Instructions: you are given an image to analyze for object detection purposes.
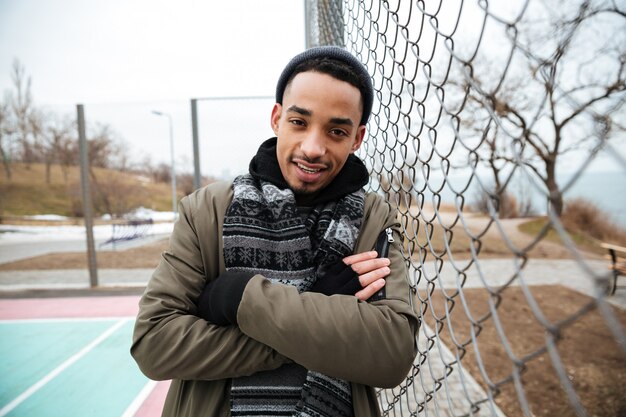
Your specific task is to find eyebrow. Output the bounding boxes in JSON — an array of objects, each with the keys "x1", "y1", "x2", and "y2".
[
  {"x1": 329, "y1": 117, "x2": 354, "y2": 127},
  {"x1": 286, "y1": 105, "x2": 354, "y2": 127},
  {"x1": 286, "y1": 105, "x2": 312, "y2": 117}
]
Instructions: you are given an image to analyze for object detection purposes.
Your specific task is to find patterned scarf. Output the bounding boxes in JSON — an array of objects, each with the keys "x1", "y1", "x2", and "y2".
[{"x1": 224, "y1": 171, "x2": 366, "y2": 417}]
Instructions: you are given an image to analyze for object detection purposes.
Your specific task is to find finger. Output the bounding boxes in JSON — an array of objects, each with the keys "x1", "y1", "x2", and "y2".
[
  {"x1": 358, "y1": 265, "x2": 390, "y2": 287},
  {"x1": 343, "y1": 251, "x2": 378, "y2": 266},
  {"x1": 350, "y1": 257, "x2": 390, "y2": 275},
  {"x1": 356, "y1": 278, "x2": 386, "y2": 301}
]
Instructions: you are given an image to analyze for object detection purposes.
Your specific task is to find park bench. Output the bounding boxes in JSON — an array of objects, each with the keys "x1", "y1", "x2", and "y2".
[
  {"x1": 600, "y1": 242, "x2": 626, "y2": 295},
  {"x1": 101, "y1": 218, "x2": 154, "y2": 248}
]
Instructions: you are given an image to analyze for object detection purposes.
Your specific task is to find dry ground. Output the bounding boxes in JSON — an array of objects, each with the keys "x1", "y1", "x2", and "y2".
[{"x1": 427, "y1": 285, "x2": 626, "y2": 417}]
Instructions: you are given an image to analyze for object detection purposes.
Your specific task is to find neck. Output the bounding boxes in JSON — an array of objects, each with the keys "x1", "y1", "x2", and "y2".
[{"x1": 295, "y1": 192, "x2": 319, "y2": 207}]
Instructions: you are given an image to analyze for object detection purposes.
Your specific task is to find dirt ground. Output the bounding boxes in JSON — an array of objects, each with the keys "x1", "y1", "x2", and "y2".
[
  {"x1": 1, "y1": 217, "x2": 624, "y2": 416},
  {"x1": 427, "y1": 285, "x2": 626, "y2": 417}
]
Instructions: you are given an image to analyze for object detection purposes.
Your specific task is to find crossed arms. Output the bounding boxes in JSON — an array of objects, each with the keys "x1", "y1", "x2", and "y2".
[{"x1": 131, "y1": 184, "x2": 418, "y2": 388}]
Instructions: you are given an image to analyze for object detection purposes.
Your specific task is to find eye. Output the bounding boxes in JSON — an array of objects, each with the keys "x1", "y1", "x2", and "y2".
[
  {"x1": 330, "y1": 128, "x2": 349, "y2": 137},
  {"x1": 289, "y1": 119, "x2": 306, "y2": 127}
]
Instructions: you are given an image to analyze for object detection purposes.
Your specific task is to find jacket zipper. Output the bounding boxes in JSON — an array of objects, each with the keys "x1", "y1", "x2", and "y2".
[
  {"x1": 379, "y1": 227, "x2": 394, "y2": 258},
  {"x1": 371, "y1": 227, "x2": 394, "y2": 302}
]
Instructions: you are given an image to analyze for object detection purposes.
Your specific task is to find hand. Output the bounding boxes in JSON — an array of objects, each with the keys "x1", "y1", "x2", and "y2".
[
  {"x1": 342, "y1": 251, "x2": 390, "y2": 301},
  {"x1": 196, "y1": 270, "x2": 255, "y2": 325},
  {"x1": 311, "y1": 251, "x2": 390, "y2": 301}
]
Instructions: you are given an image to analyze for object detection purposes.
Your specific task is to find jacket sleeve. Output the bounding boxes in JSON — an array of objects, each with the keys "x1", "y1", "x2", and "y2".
[
  {"x1": 131, "y1": 186, "x2": 291, "y2": 381},
  {"x1": 237, "y1": 195, "x2": 418, "y2": 389}
]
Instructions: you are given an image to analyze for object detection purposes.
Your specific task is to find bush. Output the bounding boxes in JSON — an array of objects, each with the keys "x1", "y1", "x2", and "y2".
[
  {"x1": 562, "y1": 198, "x2": 626, "y2": 245},
  {"x1": 471, "y1": 189, "x2": 519, "y2": 219}
]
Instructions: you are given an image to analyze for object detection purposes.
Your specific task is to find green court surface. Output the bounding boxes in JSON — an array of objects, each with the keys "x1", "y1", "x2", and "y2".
[{"x1": 0, "y1": 318, "x2": 150, "y2": 417}]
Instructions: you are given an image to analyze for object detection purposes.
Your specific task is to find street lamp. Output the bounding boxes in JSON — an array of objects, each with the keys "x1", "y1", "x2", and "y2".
[{"x1": 151, "y1": 110, "x2": 177, "y2": 219}]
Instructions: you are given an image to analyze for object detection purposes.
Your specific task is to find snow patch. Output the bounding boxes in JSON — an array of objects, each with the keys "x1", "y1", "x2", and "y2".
[
  {"x1": 0, "y1": 209, "x2": 175, "y2": 243},
  {"x1": 124, "y1": 207, "x2": 176, "y2": 222},
  {"x1": 26, "y1": 214, "x2": 70, "y2": 221}
]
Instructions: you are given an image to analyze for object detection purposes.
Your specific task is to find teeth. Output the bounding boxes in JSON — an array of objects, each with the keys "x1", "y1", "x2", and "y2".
[{"x1": 298, "y1": 163, "x2": 320, "y2": 174}]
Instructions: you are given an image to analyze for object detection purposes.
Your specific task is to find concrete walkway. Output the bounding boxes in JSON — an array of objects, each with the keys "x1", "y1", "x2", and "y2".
[
  {"x1": 415, "y1": 258, "x2": 625, "y2": 309},
  {"x1": 0, "y1": 268, "x2": 154, "y2": 291}
]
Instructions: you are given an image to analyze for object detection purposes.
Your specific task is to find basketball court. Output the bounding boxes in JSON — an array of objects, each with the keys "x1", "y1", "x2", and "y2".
[{"x1": 0, "y1": 295, "x2": 169, "y2": 417}]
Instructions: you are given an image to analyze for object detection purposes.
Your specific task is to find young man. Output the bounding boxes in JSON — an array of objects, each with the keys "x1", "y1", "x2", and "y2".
[{"x1": 131, "y1": 46, "x2": 418, "y2": 417}]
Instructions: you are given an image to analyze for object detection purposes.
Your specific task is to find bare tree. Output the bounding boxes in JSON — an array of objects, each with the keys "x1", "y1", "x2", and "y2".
[
  {"x1": 82, "y1": 123, "x2": 143, "y2": 216},
  {"x1": 453, "y1": 0, "x2": 625, "y2": 216},
  {"x1": 28, "y1": 107, "x2": 48, "y2": 178},
  {"x1": 86, "y1": 123, "x2": 128, "y2": 169},
  {"x1": 45, "y1": 114, "x2": 76, "y2": 184},
  {"x1": 8, "y1": 59, "x2": 38, "y2": 166},
  {"x1": 0, "y1": 98, "x2": 13, "y2": 179}
]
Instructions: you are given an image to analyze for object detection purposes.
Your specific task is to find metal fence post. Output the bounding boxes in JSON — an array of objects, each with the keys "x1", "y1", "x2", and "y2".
[
  {"x1": 76, "y1": 104, "x2": 98, "y2": 288},
  {"x1": 305, "y1": 0, "x2": 345, "y2": 48},
  {"x1": 191, "y1": 98, "x2": 201, "y2": 190}
]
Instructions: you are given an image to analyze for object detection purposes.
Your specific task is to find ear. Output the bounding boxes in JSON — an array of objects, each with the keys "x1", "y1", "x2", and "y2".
[
  {"x1": 350, "y1": 125, "x2": 366, "y2": 153},
  {"x1": 270, "y1": 103, "x2": 282, "y2": 135}
]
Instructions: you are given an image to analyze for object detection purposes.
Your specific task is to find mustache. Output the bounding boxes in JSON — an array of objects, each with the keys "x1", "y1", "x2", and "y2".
[{"x1": 291, "y1": 154, "x2": 330, "y2": 167}]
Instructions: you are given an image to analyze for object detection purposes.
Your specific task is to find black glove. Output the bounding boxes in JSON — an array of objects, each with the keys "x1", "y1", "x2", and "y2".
[
  {"x1": 196, "y1": 270, "x2": 255, "y2": 325},
  {"x1": 310, "y1": 261, "x2": 362, "y2": 296}
]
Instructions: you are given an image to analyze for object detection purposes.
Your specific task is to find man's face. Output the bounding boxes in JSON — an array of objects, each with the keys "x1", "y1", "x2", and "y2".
[{"x1": 271, "y1": 71, "x2": 366, "y2": 201}]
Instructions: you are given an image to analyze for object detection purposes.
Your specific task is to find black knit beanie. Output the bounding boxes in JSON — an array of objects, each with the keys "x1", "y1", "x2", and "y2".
[{"x1": 275, "y1": 46, "x2": 374, "y2": 126}]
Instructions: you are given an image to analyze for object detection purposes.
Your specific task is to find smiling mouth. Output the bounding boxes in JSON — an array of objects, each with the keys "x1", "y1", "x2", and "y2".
[{"x1": 297, "y1": 163, "x2": 322, "y2": 174}]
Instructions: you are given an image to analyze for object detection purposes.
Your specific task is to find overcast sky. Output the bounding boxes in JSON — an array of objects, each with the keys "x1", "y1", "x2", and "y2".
[{"x1": 0, "y1": 0, "x2": 305, "y2": 104}]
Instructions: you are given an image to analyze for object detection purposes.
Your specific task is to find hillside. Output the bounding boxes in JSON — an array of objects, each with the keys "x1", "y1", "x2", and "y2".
[{"x1": 0, "y1": 162, "x2": 177, "y2": 218}]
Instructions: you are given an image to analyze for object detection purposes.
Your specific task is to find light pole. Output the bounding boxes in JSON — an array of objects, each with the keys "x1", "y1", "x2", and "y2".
[{"x1": 151, "y1": 110, "x2": 177, "y2": 219}]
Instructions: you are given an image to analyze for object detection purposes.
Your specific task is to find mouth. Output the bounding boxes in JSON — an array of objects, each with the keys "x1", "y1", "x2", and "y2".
[
  {"x1": 291, "y1": 158, "x2": 328, "y2": 183},
  {"x1": 297, "y1": 163, "x2": 322, "y2": 174}
]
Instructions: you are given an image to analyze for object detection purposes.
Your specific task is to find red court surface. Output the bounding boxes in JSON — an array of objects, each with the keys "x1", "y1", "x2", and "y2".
[
  {"x1": 0, "y1": 295, "x2": 140, "y2": 320},
  {"x1": 0, "y1": 295, "x2": 170, "y2": 417}
]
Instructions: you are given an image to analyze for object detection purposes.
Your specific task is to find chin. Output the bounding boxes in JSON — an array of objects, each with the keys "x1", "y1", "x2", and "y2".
[
  {"x1": 291, "y1": 185, "x2": 316, "y2": 195},
  {"x1": 290, "y1": 182, "x2": 322, "y2": 196}
]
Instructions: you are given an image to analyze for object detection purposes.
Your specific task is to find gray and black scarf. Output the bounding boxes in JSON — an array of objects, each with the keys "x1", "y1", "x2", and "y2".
[{"x1": 223, "y1": 138, "x2": 369, "y2": 417}]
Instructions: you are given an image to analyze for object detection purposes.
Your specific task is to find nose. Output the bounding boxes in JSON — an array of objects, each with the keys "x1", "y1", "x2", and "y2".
[{"x1": 300, "y1": 128, "x2": 326, "y2": 160}]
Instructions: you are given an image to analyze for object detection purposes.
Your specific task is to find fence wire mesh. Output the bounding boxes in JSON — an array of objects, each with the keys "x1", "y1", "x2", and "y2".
[{"x1": 309, "y1": 0, "x2": 626, "y2": 416}]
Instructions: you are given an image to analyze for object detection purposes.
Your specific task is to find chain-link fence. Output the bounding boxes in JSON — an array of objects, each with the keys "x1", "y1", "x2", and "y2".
[{"x1": 308, "y1": 0, "x2": 626, "y2": 416}]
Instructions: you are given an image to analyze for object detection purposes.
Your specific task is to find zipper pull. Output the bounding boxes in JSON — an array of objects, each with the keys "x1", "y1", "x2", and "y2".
[{"x1": 385, "y1": 227, "x2": 394, "y2": 243}]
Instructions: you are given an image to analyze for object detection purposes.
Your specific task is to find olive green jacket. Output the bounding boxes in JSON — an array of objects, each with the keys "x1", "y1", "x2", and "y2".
[{"x1": 131, "y1": 181, "x2": 418, "y2": 417}]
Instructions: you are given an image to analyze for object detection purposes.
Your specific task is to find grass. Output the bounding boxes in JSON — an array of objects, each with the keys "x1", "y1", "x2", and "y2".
[
  {"x1": 518, "y1": 199, "x2": 626, "y2": 256},
  {"x1": 518, "y1": 217, "x2": 601, "y2": 253},
  {"x1": 401, "y1": 217, "x2": 521, "y2": 261},
  {"x1": 0, "y1": 162, "x2": 176, "y2": 218}
]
